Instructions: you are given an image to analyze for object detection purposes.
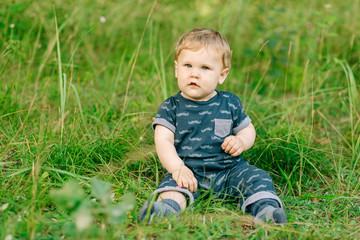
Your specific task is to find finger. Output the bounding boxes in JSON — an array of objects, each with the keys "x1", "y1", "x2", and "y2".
[
  {"x1": 222, "y1": 140, "x2": 230, "y2": 152},
  {"x1": 228, "y1": 142, "x2": 239, "y2": 154},
  {"x1": 222, "y1": 136, "x2": 232, "y2": 148},
  {"x1": 231, "y1": 148, "x2": 243, "y2": 156},
  {"x1": 181, "y1": 174, "x2": 193, "y2": 192},
  {"x1": 221, "y1": 142, "x2": 226, "y2": 150},
  {"x1": 232, "y1": 142, "x2": 244, "y2": 155},
  {"x1": 188, "y1": 183, "x2": 193, "y2": 193},
  {"x1": 176, "y1": 178, "x2": 183, "y2": 188},
  {"x1": 181, "y1": 179, "x2": 189, "y2": 190},
  {"x1": 193, "y1": 178, "x2": 198, "y2": 192},
  {"x1": 189, "y1": 178, "x2": 196, "y2": 192},
  {"x1": 186, "y1": 175, "x2": 195, "y2": 192},
  {"x1": 224, "y1": 139, "x2": 236, "y2": 153},
  {"x1": 191, "y1": 177, "x2": 197, "y2": 192},
  {"x1": 173, "y1": 175, "x2": 182, "y2": 187}
]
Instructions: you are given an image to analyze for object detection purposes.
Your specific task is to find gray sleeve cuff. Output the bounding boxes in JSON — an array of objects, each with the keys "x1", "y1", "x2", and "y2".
[
  {"x1": 233, "y1": 116, "x2": 251, "y2": 134},
  {"x1": 152, "y1": 118, "x2": 176, "y2": 133}
]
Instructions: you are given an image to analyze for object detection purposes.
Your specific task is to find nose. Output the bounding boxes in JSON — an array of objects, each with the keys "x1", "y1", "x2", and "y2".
[{"x1": 190, "y1": 68, "x2": 200, "y2": 78}]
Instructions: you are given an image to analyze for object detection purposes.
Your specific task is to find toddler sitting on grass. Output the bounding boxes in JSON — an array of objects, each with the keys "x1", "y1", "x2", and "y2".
[{"x1": 140, "y1": 28, "x2": 287, "y2": 225}]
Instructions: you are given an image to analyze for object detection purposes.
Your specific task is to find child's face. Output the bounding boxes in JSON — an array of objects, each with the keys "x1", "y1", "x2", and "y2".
[{"x1": 175, "y1": 47, "x2": 229, "y2": 101}]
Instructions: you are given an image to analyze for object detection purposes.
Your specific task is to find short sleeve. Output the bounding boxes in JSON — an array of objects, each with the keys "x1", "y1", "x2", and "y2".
[
  {"x1": 152, "y1": 97, "x2": 176, "y2": 133},
  {"x1": 231, "y1": 95, "x2": 251, "y2": 134}
]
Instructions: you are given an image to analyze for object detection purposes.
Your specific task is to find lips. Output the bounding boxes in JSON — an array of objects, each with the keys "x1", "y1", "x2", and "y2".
[{"x1": 189, "y1": 82, "x2": 199, "y2": 87}]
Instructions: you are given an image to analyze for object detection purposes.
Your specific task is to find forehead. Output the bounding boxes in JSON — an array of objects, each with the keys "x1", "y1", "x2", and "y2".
[{"x1": 178, "y1": 47, "x2": 222, "y2": 62}]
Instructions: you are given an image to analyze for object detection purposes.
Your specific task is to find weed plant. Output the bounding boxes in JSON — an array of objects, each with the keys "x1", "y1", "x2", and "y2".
[{"x1": 0, "y1": 0, "x2": 359, "y2": 239}]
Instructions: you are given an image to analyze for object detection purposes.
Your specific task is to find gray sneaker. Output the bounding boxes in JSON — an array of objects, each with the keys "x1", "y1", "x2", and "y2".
[
  {"x1": 254, "y1": 206, "x2": 287, "y2": 225},
  {"x1": 139, "y1": 200, "x2": 180, "y2": 222}
]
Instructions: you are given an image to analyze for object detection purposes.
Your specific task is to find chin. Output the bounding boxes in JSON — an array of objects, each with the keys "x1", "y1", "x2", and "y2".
[{"x1": 193, "y1": 96, "x2": 208, "y2": 101}]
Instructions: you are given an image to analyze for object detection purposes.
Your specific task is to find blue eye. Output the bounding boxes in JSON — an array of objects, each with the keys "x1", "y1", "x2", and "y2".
[
  {"x1": 202, "y1": 66, "x2": 209, "y2": 70},
  {"x1": 185, "y1": 64, "x2": 192, "y2": 68}
]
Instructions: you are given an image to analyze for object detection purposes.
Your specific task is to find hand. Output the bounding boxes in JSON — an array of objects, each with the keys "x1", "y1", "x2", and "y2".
[
  {"x1": 222, "y1": 135, "x2": 244, "y2": 157},
  {"x1": 171, "y1": 165, "x2": 198, "y2": 193}
]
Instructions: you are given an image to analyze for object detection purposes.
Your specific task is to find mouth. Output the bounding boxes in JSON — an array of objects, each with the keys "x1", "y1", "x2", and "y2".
[{"x1": 189, "y1": 82, "x2": 199, "y2": 87}]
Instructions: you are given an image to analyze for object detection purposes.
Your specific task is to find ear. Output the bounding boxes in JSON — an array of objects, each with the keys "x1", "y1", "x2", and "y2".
[
  {"x1": 174, "y1": 60, "x2": 178, "y2": 78},
  {"x1": 218, "y1": 68, "x2": 230, "y2": 85}
]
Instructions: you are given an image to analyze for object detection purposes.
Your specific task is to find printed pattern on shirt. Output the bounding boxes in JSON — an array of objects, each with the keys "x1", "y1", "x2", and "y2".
[{"x1": 152, "y1": 91, "x2": 251, "y2": 171}]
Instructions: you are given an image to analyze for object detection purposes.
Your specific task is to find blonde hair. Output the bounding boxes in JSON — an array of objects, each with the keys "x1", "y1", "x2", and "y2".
[{"x1": 175, "y1": 28, "x2": 232, "y2": 69}]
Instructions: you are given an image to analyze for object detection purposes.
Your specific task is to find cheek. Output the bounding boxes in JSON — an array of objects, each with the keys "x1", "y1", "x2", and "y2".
[
  {"x1": 177, "y1": 76, "x2": 184, "y2": 85},
  {"x1": 177, "y1": 70, "x2": 186, "y2": 79}
]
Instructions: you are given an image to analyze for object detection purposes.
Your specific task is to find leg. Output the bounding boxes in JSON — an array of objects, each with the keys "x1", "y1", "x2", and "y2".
[
  {"x1": 158, "y1": 190, "x2": 187, "y2": 209},
  {"x1": 139, "y1": 191, "x2": 185, "y2": 222},
  {"x1": 139, "y1": 173, "x2": 195, "y2": 222},
  {"x1": 226, "y1": 161, "x2": 287, "y2": 224},
  {"x1": 251, "y1": 198, "x2": 287, "y2": 225}
]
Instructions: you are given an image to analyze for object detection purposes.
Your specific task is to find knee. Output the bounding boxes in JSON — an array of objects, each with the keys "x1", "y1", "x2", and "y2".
[{"x1": 251, "y1": 169, "x2": 272, "y2": 182}]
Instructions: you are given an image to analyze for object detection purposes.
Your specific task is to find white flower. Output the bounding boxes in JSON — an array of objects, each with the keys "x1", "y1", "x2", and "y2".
[
  {"x1": 10, "y1": 24, "x2": 15, "y2": 28},
  {"x1": 100, "y1": 16, "x2": 106, "y2": 23}
]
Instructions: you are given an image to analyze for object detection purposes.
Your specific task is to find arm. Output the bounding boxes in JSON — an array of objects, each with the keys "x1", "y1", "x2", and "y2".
[
  {"x1": 221, "y1": 123, "x2": 256, "y2": 157},
  {"x1": 154, "y1": 125, "x2": 198, "y2": 192}
]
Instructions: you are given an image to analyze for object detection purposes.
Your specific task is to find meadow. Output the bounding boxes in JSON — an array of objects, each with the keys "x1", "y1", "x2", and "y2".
[{"x1": 0, "y1": 0, "x2": 359, "y2": 239}]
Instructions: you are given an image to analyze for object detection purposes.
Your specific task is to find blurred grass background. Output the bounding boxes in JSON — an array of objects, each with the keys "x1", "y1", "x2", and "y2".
[{"x1": 0, "y1": 0, "x2": 359, "y2": 239}]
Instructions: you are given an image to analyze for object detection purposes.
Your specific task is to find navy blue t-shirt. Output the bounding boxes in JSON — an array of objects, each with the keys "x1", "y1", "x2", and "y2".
[{"x1": 152, "y1": 91, "x2": 251, "y2": 172}]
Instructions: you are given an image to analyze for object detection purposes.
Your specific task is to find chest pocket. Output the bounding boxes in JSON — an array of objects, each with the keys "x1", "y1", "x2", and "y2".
[{"x1": 214, "y1": 119, "x2": 232, "y2": 138}]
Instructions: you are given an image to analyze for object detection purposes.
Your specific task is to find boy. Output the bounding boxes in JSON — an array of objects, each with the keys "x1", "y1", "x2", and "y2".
[{"x1": 140, "y1": 28, "x2": 287, "y2": 225}]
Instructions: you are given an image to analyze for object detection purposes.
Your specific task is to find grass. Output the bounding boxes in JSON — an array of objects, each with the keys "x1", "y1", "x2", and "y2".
[{"x1": 1, "y1": 0, "x2": 359, "y2": 239}]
